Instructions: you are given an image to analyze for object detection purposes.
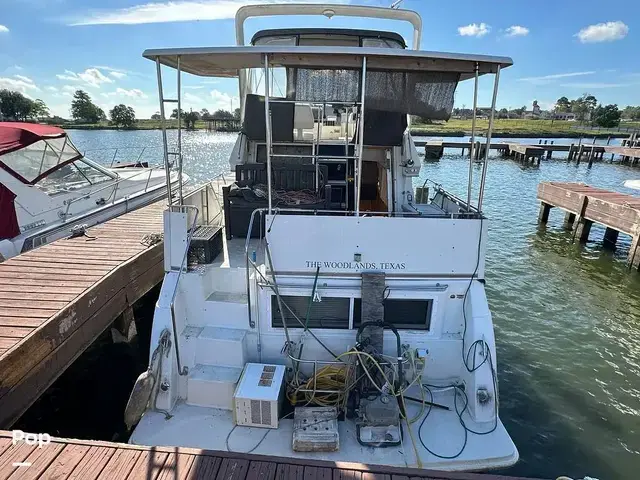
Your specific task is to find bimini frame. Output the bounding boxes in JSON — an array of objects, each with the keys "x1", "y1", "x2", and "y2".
[{"x1": 146, "y1": 43, "x2": 510, "y2": 214}]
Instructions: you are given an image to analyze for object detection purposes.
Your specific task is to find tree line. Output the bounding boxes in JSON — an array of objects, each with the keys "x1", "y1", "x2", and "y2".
[{"x1": 0, "y1": 89, "x2": 50, "y2": 121}]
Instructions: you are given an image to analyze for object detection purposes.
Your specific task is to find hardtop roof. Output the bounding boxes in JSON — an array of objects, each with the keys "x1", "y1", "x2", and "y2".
[
  {"x1": 250, "y1": 28, "x2": 407, "y2": 47},
  {"x1": 143, "y1": 45, "x2": 512, "y2": 80}
]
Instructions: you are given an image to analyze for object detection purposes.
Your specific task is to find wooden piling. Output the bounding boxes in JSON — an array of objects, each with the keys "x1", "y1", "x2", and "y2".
[
  {"x1": 603, "y1": 227, "x2": 619, "y2": 250},
  {"x1": 574, "y1": 219, "x2": 593, "y2": 242},
  {"x1": 587, "y1": 146, "x2": 595, "y2": 168},
  {"x1": 538, "y1": 202, "x2": 552, "y2": 223},
  {"x1": 563, "y1": 212, "x2": 576, "y2": 229}
]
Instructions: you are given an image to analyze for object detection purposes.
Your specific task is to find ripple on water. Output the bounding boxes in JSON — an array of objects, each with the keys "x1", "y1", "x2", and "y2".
[{"x1": 67, "y1": 131, "x2": 640, "y2": 479}]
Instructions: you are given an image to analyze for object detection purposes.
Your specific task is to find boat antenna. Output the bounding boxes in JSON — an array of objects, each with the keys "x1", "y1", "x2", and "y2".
[{"x1": 390, "y1": 0, "x2": 404, "y2": 8}]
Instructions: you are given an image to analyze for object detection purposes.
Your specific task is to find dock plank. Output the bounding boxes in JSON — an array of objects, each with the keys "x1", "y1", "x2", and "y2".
[
  {"x1": 0, "y1": 431, "x2": 538, "y2": 480},
  {"x1": 38, "y1": 444, "x2": 91, "y2": 479},
  {"x1": 6, "y1": 442, "x2": 65, "y2": 480},
  {"x1": 66, "y1": 446, "x2": 116, "y2": 480},
  {"x1": 126, "y1": 450, "x2": 169, "y2": 480},
  {"x1": 96, "y1": 447, "x2": 141, "y2": 479},
  {"x1": 188, "y1": 456, "x2": 222, "y2": 480},
  {"x1": 0, "y1": 201, "x2": 166, "y2": 428},
  {"x1": 157, "y1": 453, "x2": 197, "y2": 480}
]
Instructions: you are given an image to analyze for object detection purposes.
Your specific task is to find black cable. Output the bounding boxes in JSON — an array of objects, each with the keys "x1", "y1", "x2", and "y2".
[{"x1": 417, "y1": 377, "x2": 498, "y2": 460}]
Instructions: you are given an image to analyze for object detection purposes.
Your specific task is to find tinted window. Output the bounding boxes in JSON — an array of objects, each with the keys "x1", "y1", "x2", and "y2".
[
  {"x1": 354, "y1": 298, "x2": 431, "y2": 330},
  {"x1": 271, "y1": 295, "x2": 350, "y2": 329}
]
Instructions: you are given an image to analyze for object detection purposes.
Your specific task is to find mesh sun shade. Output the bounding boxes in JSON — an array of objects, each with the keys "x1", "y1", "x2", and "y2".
[{"x1": 288, "y1": 68, "x2": 460, "y2": 120}]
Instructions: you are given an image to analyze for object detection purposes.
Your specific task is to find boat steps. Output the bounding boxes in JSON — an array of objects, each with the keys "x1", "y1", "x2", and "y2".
[{"x1": 186, "y1": 364, "x2": 243, "y2": 410}]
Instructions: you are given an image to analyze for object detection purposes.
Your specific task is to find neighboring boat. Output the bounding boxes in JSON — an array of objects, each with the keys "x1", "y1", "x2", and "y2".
[
  {"x1": 623, "y1": 179, "x2": 640, "y2": 190},
  {"x1": 0, "y1": 122, "x2": 186, "y2": 260},
  {"x1": 127, "y1": 3, "x2": 518, "y2": 472}
]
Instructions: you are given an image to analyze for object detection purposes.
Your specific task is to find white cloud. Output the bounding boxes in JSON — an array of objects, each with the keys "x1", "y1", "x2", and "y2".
[
  {"x1": 106, "y1": 87, "x2": 148, "y2": 99},
  {"x1": 0, "y1": 75, "x2": 40, "y2": 94},
  {"x1": 78, "y1": 68, "x2": 113, "y2": 87},
  {"x1": 560, "y1": 82, "x2": 637, "y2": 89},
  {"x1": 518, "y1": 71, "x2": 596, "y2": 85},
  {"x1": 505, "y1": 25, "x2": 529, "y2": 37},
  {"x1": 110, "y1": 71, "x2": 126, "y2": 79},
  {"x1": 0, "y1": 25, "x2": 9, "y2": 33},
  {"x1": 210, "y1": 89, "x2": 239, "y2": 111},
  {"x1": 56, "y1": 68, "x2": 113, "y2": 88},
  {"x1": 56, "y1": 70, "x2": 80, "y2": 81},
  {"x1": 184, "y1": 92, "x2": 203, "y2": 103},
  {"x1": 61, "y1": 85, "x2": 77, "y2": 96},
  {"x1": 458, "y1": 23, "x2": 490, "y2": 37},
  {"x1": 14, "y1": 74, "x2": 34, "y2": 84},
  {"x1": 68, "y1": 0, "x2": 343, "y2": 26},
  {"x1": 576, "y1": 21, "x2": 628, "y2": 43},
  {"x1": 45, "y1": 86, "x2": 58, "y2": 92}
]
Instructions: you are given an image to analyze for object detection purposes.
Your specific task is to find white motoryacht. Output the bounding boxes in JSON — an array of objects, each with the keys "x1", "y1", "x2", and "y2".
[
  {"x1": 0, "y1": 122, "x2": 186, "y2": 260},
  {"x1": 127, "y1": 3, "x2": 518, "y2": 472}
]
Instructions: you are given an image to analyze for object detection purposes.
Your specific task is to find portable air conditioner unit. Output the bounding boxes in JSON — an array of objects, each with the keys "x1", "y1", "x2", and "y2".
[{"x1": 233, "y1": 363, "x2": 286, "y2": 429}]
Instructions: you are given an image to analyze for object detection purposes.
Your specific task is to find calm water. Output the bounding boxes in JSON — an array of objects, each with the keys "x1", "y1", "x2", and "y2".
[{"x1": 71, "y1": 129, "x2": 640, "y2": 480}]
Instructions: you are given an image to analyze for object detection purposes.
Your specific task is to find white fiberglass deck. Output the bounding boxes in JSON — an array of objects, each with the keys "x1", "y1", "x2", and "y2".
[{"x1": 130, "y1": 386, "x2": 518, "y2": 472}]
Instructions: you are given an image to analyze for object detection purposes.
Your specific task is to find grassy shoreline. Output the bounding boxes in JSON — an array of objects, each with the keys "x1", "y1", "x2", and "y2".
[{"x1": 58, "y1": 118, "x2": 638, "y2": 139}]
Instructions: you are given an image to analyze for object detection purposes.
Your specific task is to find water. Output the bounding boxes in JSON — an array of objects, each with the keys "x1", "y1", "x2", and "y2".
[{"x1": 69, "y1": 129, "x2": 640, "y2": 479}]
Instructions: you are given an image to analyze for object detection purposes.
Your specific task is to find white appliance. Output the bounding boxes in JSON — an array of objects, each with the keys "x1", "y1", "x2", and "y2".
[{"x1": 233, "y1": 363, "x2": 285, "y2": 429}]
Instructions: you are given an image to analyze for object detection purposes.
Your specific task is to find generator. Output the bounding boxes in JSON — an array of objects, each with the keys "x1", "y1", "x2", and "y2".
[{"x1": 233, "y1": 363, "x2": 285, "y2": 429}]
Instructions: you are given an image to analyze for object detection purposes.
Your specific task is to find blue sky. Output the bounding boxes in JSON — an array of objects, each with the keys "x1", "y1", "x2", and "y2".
[{"x1": 1, "y1": 0, "x2": 638, "y2": 118}]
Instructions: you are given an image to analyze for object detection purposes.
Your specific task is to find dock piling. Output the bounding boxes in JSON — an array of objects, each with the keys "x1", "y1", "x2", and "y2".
[
  {"x1": 538, "y1": 202, "x2": 552, "y2": 223},
  {"x1": 603, "y1": 227, "x2": 619, "y2": 250}
]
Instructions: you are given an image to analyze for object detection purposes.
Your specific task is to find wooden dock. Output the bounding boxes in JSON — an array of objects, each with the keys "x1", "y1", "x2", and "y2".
[
  {"x1": 415, "y1": 140, "x2": 640, "y2": 167},
  {"x1": 0, "y1": 202, "x2": 166, "y2": 428},
  {"x1": 0, "y1": 430, "x2": 539, "y2": 480},
  {"x1": 537, "y1": 182, "x2": 640, "y2": 267}
]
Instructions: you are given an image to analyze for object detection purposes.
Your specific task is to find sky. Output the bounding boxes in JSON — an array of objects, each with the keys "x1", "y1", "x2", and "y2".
[{"x1": 0, "y1": 0, "x2": 638, "y2": 118}]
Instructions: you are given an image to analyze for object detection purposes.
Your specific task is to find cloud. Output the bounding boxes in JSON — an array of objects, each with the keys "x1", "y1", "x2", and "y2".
[
  {"x1": 0, "y1": 75, "x2": 40, "y2": 94},
  {"x1": 110, "y1": 71, "x2": 126, "y2": 79},
  {"x1": 518, "y1": 71, "x2": 596, "y2": 85},
  {"x1": 560, "y1": 82, "x2": 637, "y2": 89},
  {"x1": 0, "y1": 25, "x2": 9, "y2": 33},
  {"x1": 106, "y1": 87, "x2": 148, "y2": 98},
  {"x1": 14, "y1": 74, "x2": 34, "y2": 83},
  {"x1": 505, "y1": 25, "x2": 529, "y2": 37},
  {"x1": 184, "y1": 85, "x2": 205, "y2": 90},
  {"x1": 184, "y1": 92, "x2": 203, "y2": 102},
  {"x1": 576, "y1": 21, "x2": 628, "y2": 43},
  {"x1": 458, "y1": 23, "x2": 490, "y2": 37},
  {"x1": 210, "y1": 89, "x2": 239, "y2": 111},
  {"x1": 45, "y1": 86, "x2": 58, "y2": 92},
  {"x1": 56, "y1": 68, "x2": 113, "y2": 87},
  {"x1": 68, "y1": 0, "x2": 343, "y2": 26}
]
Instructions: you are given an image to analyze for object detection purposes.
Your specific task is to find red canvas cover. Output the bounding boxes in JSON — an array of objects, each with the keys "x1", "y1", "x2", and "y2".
[
  {"x1": 0, "y1": 122, "x2": 66, "y2": 156},
  {"x1": 0, "y1": 182, "x2": 19, "y2": 240}
]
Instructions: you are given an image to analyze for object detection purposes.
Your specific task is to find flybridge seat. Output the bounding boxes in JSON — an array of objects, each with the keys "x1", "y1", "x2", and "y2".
[
  {"x1": 222, "y1": 163, "x2": 331, "y2": 239},
  {"x1": 242, "y1": 94, "x2": 407, "y2": 147}
]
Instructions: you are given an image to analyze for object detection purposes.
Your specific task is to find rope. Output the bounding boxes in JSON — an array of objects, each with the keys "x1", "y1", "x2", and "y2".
[
  {"x1": 253, "y1": 184, "x2": 322, "y2": 206},
  {"x1": 141, "y1": 233, "x2": 163, "y2": 247}
]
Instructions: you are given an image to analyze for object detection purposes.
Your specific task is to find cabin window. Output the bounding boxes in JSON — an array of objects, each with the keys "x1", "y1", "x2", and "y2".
[
  {"x1": 353, "y1": 298, "x2": 432, "y2": 330},
  {"x1": 271, "y1": 295, "x2": 350, "y2": 329},
  {"x1": 36, "y1": 161, "x2": 114, "y2": 194}
]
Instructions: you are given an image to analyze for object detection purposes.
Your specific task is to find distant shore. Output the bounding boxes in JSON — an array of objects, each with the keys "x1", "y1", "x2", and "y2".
[{"x1": 58, "y1": 118, "x2": 638, "y2": 139}]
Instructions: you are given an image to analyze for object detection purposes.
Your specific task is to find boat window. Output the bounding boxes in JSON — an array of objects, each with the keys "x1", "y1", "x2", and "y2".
[
  {"x1": 35, "y1": 160, "x2": 114, "y2": 194},
  {"x1": 35, "y1": 163, "x2": 92, "y2": 194},
  {"x1": 0, "y1": 137, "x2": 81, "y2": 183},
  {"x1": 253, "y1": 35, "x2": 296, "y2": 46},
  {"x1": 75, "y1": 159, "x2": 115, "y2": 185},
  {"x1": 353, "y1": 298, "x2": 432, "y2": 330},
  {"x1": 271, "y1": 295, "x2": 350, "y2": 329},
  {"x1": 361, "y1": 37, "x2": 404, "y2": 49}
]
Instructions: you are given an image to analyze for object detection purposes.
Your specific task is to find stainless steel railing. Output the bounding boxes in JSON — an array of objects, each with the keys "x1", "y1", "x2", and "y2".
[{"x1": 168, "y1": 204, "x2": 199, "y2": 376}]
